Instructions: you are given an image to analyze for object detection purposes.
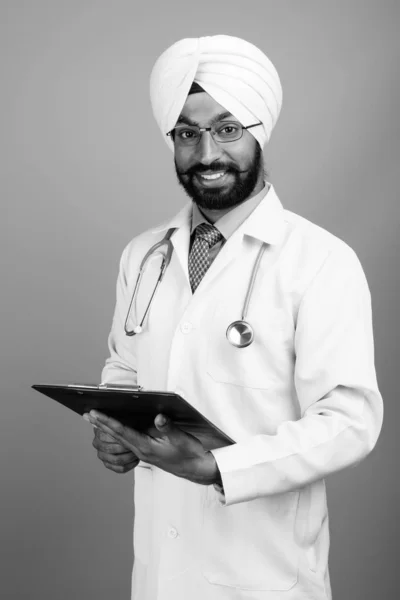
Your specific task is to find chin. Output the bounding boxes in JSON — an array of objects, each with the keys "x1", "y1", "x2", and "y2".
[
  {"x1": 194, "y1": 191, "x2": 243, "y2": 211},
  {"x1": 199, "y1": 175, "x2": 260, "y2": 210}
]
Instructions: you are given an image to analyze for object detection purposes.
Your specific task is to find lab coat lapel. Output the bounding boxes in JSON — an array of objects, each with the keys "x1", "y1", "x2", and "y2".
[
  {"x1": 171, "y1": 222, "x2": 191, "y2": 285},
  {"x1": 193, "y1": 186, "x2": 286, "y2": 293},
  {"x1": 151, "y1": 202, "x2": 192, "y2": 286}
]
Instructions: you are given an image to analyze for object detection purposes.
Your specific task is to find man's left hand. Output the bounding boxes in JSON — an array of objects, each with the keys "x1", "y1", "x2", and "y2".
[{"x1": 88, "y1": 411, "x2": 221, "y2": 485}]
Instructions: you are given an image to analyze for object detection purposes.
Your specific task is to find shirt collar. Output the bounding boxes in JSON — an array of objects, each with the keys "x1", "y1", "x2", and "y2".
[{"x1": 151, "y1": 183, "x2": 286, "y2": 246}]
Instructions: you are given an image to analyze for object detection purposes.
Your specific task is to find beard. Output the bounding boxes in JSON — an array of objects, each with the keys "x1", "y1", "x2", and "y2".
[{"x1": 174, "y1": 144, "x2": 262, "y2": 211}]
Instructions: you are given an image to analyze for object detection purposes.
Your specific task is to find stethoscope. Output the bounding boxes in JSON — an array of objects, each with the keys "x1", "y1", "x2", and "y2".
[{"x1": 124, "y1": 228, "x2": 267, "y2": 349}]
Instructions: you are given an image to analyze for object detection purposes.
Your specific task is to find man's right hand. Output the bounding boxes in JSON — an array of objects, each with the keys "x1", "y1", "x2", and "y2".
[{"x1": 91, "y1": 426, "x2": 140, "y2": 474}]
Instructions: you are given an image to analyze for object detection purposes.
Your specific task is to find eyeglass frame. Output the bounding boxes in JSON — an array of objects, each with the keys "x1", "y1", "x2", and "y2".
[{"x1": 166, "y1": 121, "x2": 262, "y2": 145}]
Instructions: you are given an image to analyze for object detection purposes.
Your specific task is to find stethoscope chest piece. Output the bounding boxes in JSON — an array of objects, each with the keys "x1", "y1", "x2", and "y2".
[{"x1": 226, "y1": 320, "x2": 254, "y2": 348}]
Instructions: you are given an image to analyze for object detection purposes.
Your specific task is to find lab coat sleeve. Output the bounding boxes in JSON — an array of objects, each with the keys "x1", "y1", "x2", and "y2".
[
  {"x1": 211, "y1": 244, "x2": 383, "y2": 506},
  {"x1": 100, "y1": 244, "x2": 138, "y2": 386}
]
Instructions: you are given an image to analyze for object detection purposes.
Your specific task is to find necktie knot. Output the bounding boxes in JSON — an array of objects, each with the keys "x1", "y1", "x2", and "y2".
[
  {"x1": 194, "y1": 223, "x2": 223, "y2": 248},
  {"x1": 188, "y1": 223, "x2": 224, "y2": 293}
]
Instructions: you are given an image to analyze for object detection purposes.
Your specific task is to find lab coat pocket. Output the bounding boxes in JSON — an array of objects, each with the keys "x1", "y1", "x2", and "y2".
[
  {"x1": 207, "y1": 302, "x2": 287, "y2": 390},
  {"x1": 202, "y1": 488, "x2": 300, "y2": 591},
  {"x1": 133, "y1": 465, "x2": 153, "y2": 566}
]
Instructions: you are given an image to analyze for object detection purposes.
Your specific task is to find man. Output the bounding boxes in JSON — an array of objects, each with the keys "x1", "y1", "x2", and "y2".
[{"x1": 86, "y1": 35, "x2": 383, "y2": 600}]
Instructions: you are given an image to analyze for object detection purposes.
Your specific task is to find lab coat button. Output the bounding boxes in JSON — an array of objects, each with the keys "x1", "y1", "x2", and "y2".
[
  {"x1": 181, "y1": 322, "x2": 193, "y2": 334},
  {"x1": 168, "y1": 527, "x2": 178, "y2": 539}
]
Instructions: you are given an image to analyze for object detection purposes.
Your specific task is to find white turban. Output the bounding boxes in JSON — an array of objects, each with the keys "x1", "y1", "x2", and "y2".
[{"x1": 150, "y1": 35, "x2": 282, "y2": 150}]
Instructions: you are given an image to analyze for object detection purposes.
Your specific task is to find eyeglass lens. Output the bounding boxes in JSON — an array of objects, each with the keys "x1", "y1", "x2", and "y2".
[{"x1": 173, "y1": 121, "x2": 243, "y2": 146}]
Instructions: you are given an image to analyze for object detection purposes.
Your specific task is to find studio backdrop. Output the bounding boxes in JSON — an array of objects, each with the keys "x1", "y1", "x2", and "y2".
[{"x1": 1, "y1": 1, "x2": 398, "y2": 599}]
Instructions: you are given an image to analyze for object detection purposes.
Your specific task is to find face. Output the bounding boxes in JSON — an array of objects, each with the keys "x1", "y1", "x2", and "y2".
[{"x1": 173, "y1": 92, "x2": 264, "y2": 211}]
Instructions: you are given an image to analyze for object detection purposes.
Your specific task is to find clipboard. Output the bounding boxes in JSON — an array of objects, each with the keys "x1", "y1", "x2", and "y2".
[{"x1": 32, "y1": 383, "x2": 235, "y2": 450}]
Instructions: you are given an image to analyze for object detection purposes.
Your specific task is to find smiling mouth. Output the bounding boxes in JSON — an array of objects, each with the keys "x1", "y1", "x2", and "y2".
[
  {"x1": 193, "y1": 171, "x2": 235, "y2": 187},
  {"x1": 198, "y1": 171, "x2": 226, "y2": 180}
]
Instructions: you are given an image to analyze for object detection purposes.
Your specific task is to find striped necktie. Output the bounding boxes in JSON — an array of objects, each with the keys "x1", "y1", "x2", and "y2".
[{"x1": 188, "y1": 223, "x2": 223, "y2": 293}]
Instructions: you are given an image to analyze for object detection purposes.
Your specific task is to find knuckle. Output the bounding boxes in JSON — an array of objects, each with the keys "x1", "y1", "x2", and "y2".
[
  {"x1": 120, "y1": 464, "x2": 132, "y2": 474},
  {"x1": 107, "y1": 453, "x2": 123, "y2": 466},
  {"x1": 107, "y1": 462, "x2": 123, "y2": 474},
  {"x1": 98, "y1": 451, "x2": 111, "y2": 465},
  {"x1": 110, "y1": 443, "x2": 123, "y2": 454},
  {"x1": 114, "y1": 423, "x2": 124, "y2": 436},
  {"x1": 126, "y1": 461, "x2": 138, "y2": 472}
]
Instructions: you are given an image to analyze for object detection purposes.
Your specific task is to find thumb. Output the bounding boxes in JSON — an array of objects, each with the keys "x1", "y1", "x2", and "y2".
[
  {"x1": 154, "y1": 413, "x2": 202, "y2": 450},
  {"x1": 154, "y1": 414, "x2": 183, "y2": 443},
  {"x1": 154, "y1": 413, "x2": 173, "y2": 432}
]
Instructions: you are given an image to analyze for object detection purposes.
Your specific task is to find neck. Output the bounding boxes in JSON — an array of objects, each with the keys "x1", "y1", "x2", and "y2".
[{"x1": 198, "y1": 171, "x2": 265, "y2": 224}]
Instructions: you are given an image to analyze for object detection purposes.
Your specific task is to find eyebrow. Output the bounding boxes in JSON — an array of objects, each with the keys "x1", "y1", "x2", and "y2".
[{"x1": 176, "y1": 111, "x2": 234, "y2": 127}]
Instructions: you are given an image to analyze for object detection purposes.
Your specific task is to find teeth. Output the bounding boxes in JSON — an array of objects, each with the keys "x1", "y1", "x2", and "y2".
[{"x1": 200, "y1": 172, "x2": 225, "y2": 180}]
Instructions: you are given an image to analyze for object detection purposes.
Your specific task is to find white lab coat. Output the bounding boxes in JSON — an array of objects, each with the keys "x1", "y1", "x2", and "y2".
[{"x1": 101, "y1": 185, "x2": 383, "y2": 600}]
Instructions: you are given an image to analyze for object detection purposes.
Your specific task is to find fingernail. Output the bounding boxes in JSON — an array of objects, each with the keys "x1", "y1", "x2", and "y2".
[
  {"x1": 157, "y1": 414, "x2": 167, "y2": 426},
  {"x1": 82, "y1": 413, "x2": 90, "y2": 422}
]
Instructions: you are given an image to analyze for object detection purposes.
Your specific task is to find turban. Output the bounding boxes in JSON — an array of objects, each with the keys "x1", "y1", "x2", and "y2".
[{"x1": 150, "y1": 35, "x2": 282, "y2": 150}]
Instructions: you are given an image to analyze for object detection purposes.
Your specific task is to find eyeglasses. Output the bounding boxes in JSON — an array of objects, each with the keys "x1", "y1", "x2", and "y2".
[{"x1": 166, "y1": 121, "x2": 262, "y2": 147}]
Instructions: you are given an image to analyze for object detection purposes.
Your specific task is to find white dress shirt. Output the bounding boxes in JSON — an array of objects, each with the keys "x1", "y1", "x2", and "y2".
[
  {"x1": 190, "y1": 183, "x2": 269, "y2": 261},
  {"x1": 101, "y1": 184, "x2": 383, "y2": 600}
]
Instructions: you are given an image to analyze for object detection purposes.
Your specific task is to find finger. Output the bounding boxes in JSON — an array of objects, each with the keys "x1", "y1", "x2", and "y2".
[
  {"x1": 89, "y1": 411, "x2": 146, "y2": 452},
  {"x1": 83, "y1": 413, "x2": 98, "y2": 429},
  {"x1": 94, "y1": 429, "x2": 120, "y2": 443},
  {"x1": 89, "y1": 411, "x2": 126, "y2": 439},
  {"x1": 92, "y1": 438, "x2": 131, "y2": 454},
  {"x1": 97, "y1": 450, "x2": 138, "y2": 466},
  {"x1": 102, "y1": 460, "x2": 139, "y2": 474}
]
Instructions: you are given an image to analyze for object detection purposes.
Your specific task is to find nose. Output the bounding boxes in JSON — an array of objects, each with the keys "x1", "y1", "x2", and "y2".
[{"x1": 195, "y1": 130, "x2": 222, "y2": 165}]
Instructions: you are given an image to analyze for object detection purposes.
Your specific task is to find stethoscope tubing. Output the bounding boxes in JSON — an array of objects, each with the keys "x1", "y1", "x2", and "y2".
[
  {"x1": 124, "y1": 228, "x2": 268, "y2": 347},
  {"x1": 124, "y1": 229, "x2": 175, "y2": 336},
  {"x1": 124, "y1": 268, "x2": 144, "y2": 336},
  {"x1": 241, "y1": 242, "x2": 267, "y2": 321}
]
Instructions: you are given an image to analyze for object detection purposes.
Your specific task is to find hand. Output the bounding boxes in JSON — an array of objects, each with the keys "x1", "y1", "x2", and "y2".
[
  {"x1": 91, "y1": 425, "x2": 140, "y2": 474},
  {"x1": 88, "y1": 411, "x2": 221, "y2": 485}
]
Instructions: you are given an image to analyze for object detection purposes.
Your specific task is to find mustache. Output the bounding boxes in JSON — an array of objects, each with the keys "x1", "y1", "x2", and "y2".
[{"x1": 177, "y1": 162, "x2": 249, "y2": 176}]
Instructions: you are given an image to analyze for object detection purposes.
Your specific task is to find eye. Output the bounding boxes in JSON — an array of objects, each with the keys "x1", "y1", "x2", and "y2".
[
  {"x1": 216, "y1": 122, "x2": 240, "y2": 138},
  {"x1": 176, "y1": 127, "x2": 198, "y2": 140}
]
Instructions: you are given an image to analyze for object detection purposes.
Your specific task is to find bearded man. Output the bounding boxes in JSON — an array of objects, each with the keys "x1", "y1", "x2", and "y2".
[{"x1": 87, "y1": 35, "x2": 383, "y2": 600}]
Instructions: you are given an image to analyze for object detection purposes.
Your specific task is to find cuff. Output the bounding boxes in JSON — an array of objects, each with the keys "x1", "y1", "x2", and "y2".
[
  {"x1": 210, "y1": 445, "x2": 241, "y2": 506},
  {"x1": 211, "y1": 442, "x2": 262, "y2": 507},
  {"x1": 212, "y1": 481, "x2": 226, "y2": 504}
]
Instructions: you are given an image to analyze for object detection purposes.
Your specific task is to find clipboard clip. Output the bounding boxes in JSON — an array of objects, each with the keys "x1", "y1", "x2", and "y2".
[
  {"x1": 67, "y1": 383, "x2": 143, "y2": 391},
  {"x1": 98, "y1": 383, "x2": 143, "y2": 391}
]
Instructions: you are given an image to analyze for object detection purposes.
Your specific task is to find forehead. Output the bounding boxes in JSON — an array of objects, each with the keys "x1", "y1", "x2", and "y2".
[{"x1": 178, "y1": 91, "x2": 234, "y2": 125}]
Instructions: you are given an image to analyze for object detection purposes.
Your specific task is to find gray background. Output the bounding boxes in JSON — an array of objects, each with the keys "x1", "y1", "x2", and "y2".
[{"x1": 1, "y1": 1, "x2": 398, "y2": 598}]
